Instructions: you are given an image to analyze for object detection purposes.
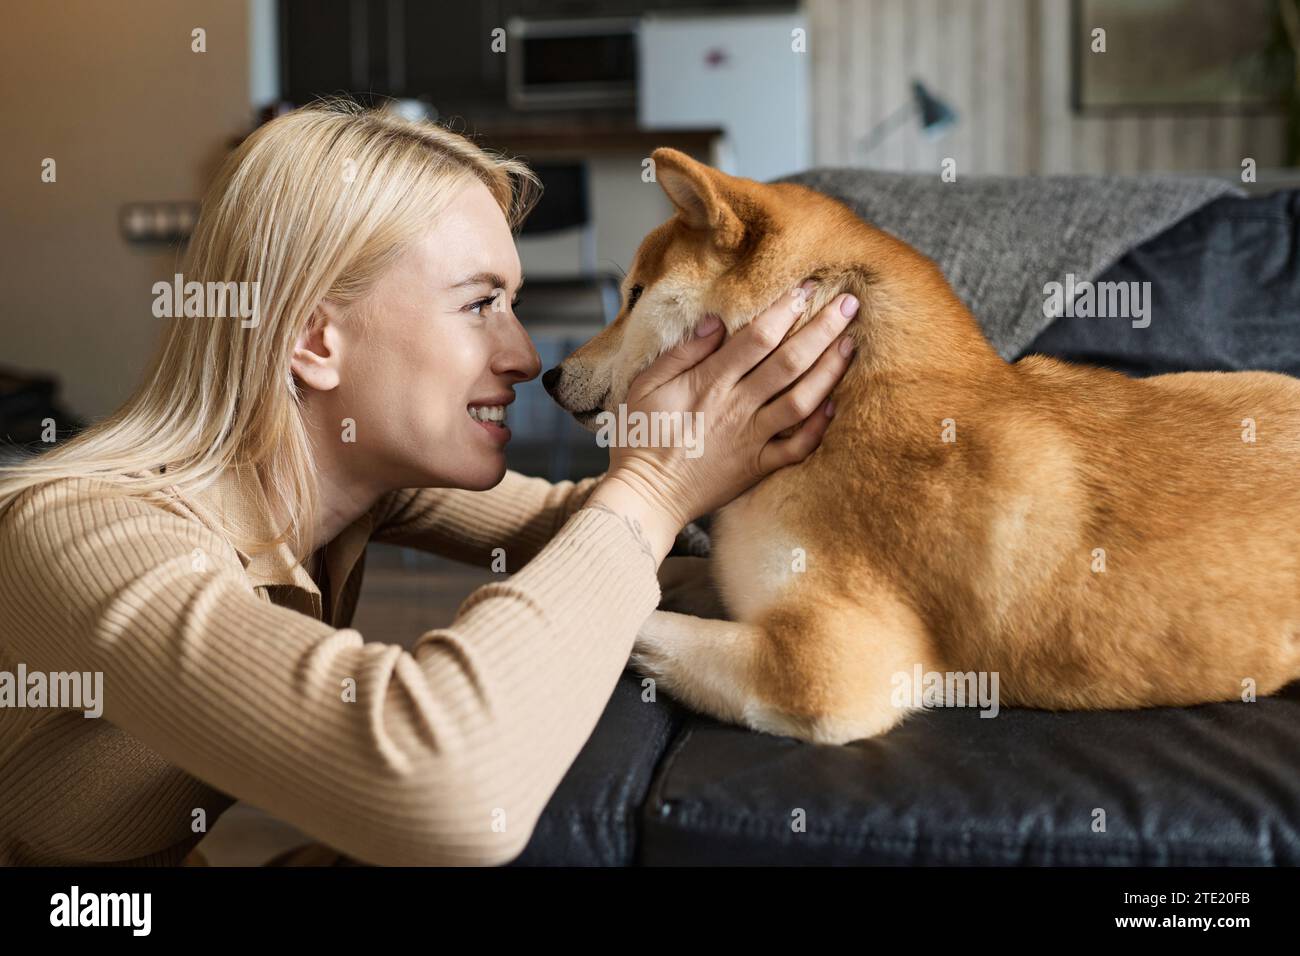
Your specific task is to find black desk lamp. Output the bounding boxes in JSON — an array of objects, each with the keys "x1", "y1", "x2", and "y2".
[{"x1": 860, "y1": 80, "x2": 957, "y2": 160}]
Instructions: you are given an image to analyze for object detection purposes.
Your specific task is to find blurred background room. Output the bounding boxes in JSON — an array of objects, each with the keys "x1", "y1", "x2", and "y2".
[{"x1": 4, "y1": 0, "x2": 1298, "y2": 472}]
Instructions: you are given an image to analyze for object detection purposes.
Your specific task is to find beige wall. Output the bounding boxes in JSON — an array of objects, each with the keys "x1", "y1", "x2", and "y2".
[
  {"x1": 809, "y1": 0, "x2": 1290, "y2": 175},
  {"x1": 0, "y1": 0, "x2": 251, "y2": 420}
]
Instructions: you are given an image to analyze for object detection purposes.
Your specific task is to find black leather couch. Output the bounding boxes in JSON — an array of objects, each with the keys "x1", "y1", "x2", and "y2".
[{"x1": 515, "y1": 187, "x2": 1300, "y2": 866}]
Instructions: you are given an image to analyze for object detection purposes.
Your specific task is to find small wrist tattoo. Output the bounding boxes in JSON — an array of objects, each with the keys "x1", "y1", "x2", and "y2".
[{"x1": 584, "y1": 502, "x2": 657, "y2": 566}]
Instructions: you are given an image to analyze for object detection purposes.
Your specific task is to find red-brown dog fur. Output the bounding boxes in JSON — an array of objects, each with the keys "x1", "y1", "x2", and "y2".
[{"x1": 549, "y1": 147, "x2": 1300, "y2": 744}]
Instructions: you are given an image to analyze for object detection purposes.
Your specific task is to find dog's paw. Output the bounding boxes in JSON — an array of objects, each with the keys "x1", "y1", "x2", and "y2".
[
  {"x1": 630, "y1": 613, "x2": 682, "y2": 687},
  {"x1": 628, "y1": 637, "x2": 671, "y2": 683}
]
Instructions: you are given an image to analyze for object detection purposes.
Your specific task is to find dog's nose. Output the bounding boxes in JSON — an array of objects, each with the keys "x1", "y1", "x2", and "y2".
[{"x1": 542, "y1": 366, "x2": 562, "y2": 395}]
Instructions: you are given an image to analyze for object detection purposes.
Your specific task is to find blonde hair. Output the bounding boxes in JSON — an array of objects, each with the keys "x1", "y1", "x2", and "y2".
[{"x1": 0, "y1": 98, "x2": 540, "y2": 557}]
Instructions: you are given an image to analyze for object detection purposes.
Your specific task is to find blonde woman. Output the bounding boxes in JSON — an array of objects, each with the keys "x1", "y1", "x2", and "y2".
[{"x1": 0, "y1": 101, "x2": 857, "y2": 866}]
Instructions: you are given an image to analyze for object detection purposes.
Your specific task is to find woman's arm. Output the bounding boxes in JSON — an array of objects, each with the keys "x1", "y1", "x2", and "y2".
[
  {"x1": 370, "y1": 469, "x2": 603, "y2": 570},
  {"x1": 0, "y1": 477, "x2": 658, "y2": 867}
]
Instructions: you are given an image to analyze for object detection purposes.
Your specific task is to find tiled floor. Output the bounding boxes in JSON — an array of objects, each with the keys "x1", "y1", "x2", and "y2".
[{"x1": 195, "y1": 545, "x2": 497, "y2": 865}]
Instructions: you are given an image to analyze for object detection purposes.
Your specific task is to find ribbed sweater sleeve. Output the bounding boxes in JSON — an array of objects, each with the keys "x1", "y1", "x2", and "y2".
[
  {"x1": 372, "y1": 469, "x2": 603, "y2": 568},
  {"x1": 0, "y1": 475, "x2": 659, "y2": 866}
]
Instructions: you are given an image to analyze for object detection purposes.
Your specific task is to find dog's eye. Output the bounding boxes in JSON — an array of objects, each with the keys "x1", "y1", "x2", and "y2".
[{"x1": 626, "y1": 284, "x2": 644, "y2": 312}]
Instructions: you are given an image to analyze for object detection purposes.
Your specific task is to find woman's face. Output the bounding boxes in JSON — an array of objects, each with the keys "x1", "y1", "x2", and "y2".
[{"x1": 301, "y1": 179, "x2": 540, "y2": 494}]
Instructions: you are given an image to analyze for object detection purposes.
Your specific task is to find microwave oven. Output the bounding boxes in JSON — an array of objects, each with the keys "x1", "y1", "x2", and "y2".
[{"x1": 505, "y1": 16, "x2": 640, "y2": 110}]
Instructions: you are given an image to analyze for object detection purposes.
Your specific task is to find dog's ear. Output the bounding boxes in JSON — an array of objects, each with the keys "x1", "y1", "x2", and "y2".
[{"x1": 651, "y1": 147, "x2": 745, "y2": 249}]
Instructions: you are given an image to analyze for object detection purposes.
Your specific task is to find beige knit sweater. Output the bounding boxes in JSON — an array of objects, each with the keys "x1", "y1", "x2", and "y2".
[{"x1": 0, "y1": 465, "x2": 661, "y2": 866}]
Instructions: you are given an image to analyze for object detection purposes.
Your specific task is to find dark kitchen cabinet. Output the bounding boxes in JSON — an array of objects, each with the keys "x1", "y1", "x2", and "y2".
[{"x1": 279, "y1": 0, "x2": 502, "y2": 109}]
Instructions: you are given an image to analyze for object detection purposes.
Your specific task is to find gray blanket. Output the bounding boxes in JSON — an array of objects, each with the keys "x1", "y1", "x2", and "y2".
[{"x1": 776, "y1": 168, "x2": 1243, "y2": 359}]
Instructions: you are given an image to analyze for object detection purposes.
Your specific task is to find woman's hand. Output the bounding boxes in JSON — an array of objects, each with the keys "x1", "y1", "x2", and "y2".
[{"x1": 584, "y1": 280, "x2": 859, "y2": 564}]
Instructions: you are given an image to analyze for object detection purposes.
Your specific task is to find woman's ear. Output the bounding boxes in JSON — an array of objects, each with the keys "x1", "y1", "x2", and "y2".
[{"x1": 290, "y1": 301, "x2": 345, "y2": 392}]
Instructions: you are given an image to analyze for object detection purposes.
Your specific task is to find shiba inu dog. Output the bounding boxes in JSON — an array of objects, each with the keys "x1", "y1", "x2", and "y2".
[{"x1": 546, "y1": 147, "x2": 1300, "y2": 745}]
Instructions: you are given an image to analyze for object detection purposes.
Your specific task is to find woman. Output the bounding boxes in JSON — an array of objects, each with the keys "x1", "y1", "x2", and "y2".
[{"x1": 0, "y1": 101, "x2": 857, "y2": 866}]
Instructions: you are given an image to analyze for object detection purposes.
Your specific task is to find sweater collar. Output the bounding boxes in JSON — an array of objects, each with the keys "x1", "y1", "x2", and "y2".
[{"x1": 182, "y1": 464, "x2": 375, "y2": 606}]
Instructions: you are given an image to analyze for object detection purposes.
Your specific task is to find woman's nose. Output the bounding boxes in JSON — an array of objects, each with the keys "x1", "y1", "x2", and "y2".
[{"x1": 493, "y1": 315, "x2": 543, "y2": 382}]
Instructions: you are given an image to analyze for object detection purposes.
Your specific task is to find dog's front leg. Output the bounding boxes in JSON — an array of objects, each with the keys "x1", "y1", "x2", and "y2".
[
  {"x1": 631, "y1": 609, "x2": 767, "y2": 729},
  {"x1": 631, "y1": 604, "x2": 927, "y2": 745}
]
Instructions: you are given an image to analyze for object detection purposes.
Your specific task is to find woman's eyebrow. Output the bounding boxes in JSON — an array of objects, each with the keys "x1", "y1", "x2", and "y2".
[{"x1": 449, "y1": 271, "x2": 525, "y2": 293}]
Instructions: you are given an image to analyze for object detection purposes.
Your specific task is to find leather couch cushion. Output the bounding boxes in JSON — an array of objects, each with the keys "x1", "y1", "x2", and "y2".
[
  {"x1": 513, "y1": 671, "x2": 685, "y2": 865},
  {"x1": 639, "y1": 681, "x2": 1300, "y2": 865}
]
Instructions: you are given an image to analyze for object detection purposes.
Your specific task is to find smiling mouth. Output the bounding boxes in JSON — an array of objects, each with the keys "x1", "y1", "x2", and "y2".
[{"x1": 467, "y1": 403, "x2": 508, "y2": 428}]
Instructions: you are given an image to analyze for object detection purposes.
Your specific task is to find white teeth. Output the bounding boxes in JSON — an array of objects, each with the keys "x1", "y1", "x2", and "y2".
[{"x1": 468, "y1": 404, "x2": 506, "y2": 424}]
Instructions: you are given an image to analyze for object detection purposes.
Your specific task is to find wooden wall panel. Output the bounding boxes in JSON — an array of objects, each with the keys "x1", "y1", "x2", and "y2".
[{"x1": 807, "y1": 0, "x2": 1289, "y2": 175}]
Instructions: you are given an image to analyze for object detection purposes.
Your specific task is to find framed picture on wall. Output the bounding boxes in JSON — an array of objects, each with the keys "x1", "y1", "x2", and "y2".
[{"x1": 1072, "y1": 0, "x2": 1292, "y2": 113}]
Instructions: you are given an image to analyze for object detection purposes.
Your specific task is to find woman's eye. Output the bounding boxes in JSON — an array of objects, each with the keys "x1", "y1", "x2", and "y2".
[{"x1": 468, "y1": 294, "x2": 520, "y2": 315}]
